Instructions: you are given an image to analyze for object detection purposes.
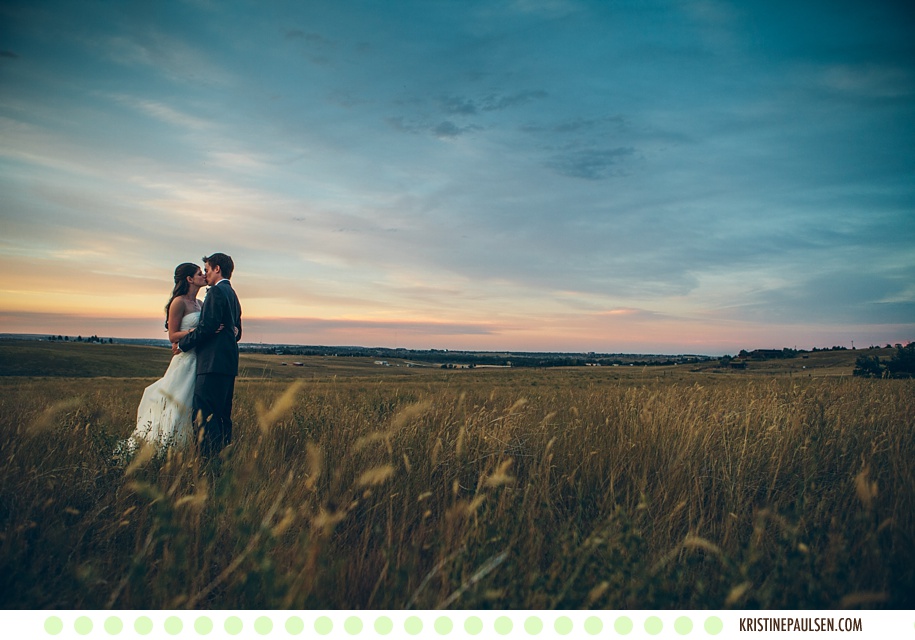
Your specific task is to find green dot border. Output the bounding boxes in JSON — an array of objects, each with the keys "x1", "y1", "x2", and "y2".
[
  {"x1": 44, "y1": 616, "x2": 64, "y2": 636},
  {"x1": 705, "y1": 616, "x2": 724, "y2": 635},
  {"x1": 31, "y1": 613, "x2": 733, "y2": 638}
]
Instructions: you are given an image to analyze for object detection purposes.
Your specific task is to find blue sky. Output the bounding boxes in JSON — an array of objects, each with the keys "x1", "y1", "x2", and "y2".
[{"x1": 1, "y1": 0, "x2": 913, "y2": 354}]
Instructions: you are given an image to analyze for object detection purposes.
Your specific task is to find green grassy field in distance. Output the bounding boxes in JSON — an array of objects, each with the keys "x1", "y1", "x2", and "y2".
[
  {"x1": 0, "y1": 339, "x2": 885, "y2": 379},
  {"x1": 0, "y1": 340, "x2": 173, "y2": 377}
]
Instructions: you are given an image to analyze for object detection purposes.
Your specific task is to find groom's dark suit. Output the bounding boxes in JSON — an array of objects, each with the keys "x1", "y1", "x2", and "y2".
[{"x1": 178, "y1": 279, "x2": 242, "y2": 459}]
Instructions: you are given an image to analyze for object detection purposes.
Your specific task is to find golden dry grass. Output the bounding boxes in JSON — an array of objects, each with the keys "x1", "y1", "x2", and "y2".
[{"x1": 0, "y1": 367, "x2": 913, "y2": 609}]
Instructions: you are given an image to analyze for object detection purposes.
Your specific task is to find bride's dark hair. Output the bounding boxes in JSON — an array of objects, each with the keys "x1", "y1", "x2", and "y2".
[{"x1": 165, "y1": 263, "x2": 200, "y2": 329}]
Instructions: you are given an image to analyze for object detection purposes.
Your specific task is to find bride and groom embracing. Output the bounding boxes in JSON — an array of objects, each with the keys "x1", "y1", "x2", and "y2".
[{"x1": 128, "y1": 253, "x2": 242, "y2": 461}]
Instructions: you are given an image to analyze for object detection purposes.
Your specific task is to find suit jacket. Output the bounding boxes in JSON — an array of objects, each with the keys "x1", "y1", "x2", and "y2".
[{"x1": 178, "y1": 279, "x2": 242, "y2": 376}]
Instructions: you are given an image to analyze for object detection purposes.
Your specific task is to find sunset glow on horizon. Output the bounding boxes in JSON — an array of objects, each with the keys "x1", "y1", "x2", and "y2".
[{"x1": 1, "y1": 1, "x2": 913, "y2": 355}]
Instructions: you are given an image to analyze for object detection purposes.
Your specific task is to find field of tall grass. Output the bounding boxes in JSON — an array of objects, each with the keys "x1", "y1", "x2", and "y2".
[{"x1": 1, "y1": 368, "x2": 913, "y2": 609}]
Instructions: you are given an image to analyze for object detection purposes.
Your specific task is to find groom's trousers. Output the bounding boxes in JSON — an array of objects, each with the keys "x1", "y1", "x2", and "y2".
[{"x1": 193, "y1": 372, "x2": 235, "y2": 460}]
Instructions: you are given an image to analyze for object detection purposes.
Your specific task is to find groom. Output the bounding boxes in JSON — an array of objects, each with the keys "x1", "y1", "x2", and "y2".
[{"x1": 177, "y1": 252, "x2": 242, "y2": 460}]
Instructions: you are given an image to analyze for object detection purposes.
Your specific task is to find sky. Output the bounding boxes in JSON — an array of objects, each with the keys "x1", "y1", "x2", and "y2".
[{"x1": 1, "y1": 0, "x2": 913, "y2": 355}]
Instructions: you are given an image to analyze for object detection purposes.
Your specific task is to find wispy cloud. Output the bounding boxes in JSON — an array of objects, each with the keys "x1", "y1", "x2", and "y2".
[
  {"x1": 109, "y1": 94, "x2": 213, "y2": 131},
  {"x1": 821, "y1": 64, "x2": 914, "y2": 99},
  {"x1": 521, "y1": 115, "x2": 626, "y2": 134},
  {"x1": 248, "y1": 317, "x2": 501, "y2": 337},
  {"x1": 440, "y1": 90, "x2": 548, "y2": 115},
  {"x1": 546, "y1": 146, "x2": 636, "y2": 180},
  {"x1": 433, "y1": 121, "x2": 478, "y2": 138},
  {"x1": 385, "y1": 116, "x2": 480, "y2": 138},
  {"x1": 508, "y1": 0, "x2": 584, "y2": 18},
  {"x1": 100, "y1": 30, "x2": 235, "y2": 86},
  {"x1": 206, "y1": 151, "x2": 269, "y2": 171}
]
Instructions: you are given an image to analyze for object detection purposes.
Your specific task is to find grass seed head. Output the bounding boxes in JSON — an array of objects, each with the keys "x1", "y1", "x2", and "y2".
[
  {"x1": 854, "y1": 465, "x2": 878, "y2": 510},
  {"x1": 356, "y1": 464, "x2": 396, "y2": 488},
  {"x1": 124, "y1": 443, "x2": 156, "y2": 476},
  {"x1": 484, "y1": 459, "x2": 515, "y2": 488},
  {"x1": 256, "y1": 380, "x2": 305, "y2": 432}
]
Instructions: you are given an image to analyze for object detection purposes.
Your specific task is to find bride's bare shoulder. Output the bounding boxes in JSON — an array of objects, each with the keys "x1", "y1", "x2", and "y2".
[{"x1": 169, "y1": 296, "x2": 200, "y2": 318}]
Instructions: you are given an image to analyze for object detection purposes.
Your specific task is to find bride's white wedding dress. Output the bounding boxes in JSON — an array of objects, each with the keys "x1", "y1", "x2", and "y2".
[{"x1": 127, "y1": 311, "x2": 200, "y2": 453}]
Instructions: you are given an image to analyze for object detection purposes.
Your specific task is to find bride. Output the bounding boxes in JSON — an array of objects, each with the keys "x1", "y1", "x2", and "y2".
[{"x1": 126, "y1": 263, "x2": 207, "y2": 454}]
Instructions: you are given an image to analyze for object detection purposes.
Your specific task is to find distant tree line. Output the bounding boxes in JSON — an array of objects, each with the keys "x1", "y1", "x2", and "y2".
[
  {"x1": 853, "y1": 343, "x2": 915, "y2": 379},
  {"x1": 718, "y1": 348, "x2": 798, "y2": 366},
  {"x1": 47, "y1": 335, "x2": 114, "y2": 344},
  {"x1": 242, "y1": 344, "x2": 712, "y2": 368}
]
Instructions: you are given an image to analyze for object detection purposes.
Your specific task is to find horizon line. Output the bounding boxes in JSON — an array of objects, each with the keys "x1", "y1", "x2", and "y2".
[{"x1": 3, "y1": 332, "x2": 909, "y2": 359}]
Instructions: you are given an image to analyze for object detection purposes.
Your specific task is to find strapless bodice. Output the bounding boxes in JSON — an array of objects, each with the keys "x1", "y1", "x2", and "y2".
[{"x1": 180, "y1": 311, "x2": 200, "y2": 332}]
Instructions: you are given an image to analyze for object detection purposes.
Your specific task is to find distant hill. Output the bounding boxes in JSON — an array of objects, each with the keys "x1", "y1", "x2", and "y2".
[
  {"x1": 1, "y1": 334, "x2": 716, "y2": 371},
  {"x1": 1, "y1": 334, "x2": 891, "y2": 378},
  {"x1": 0, "y1": 339, "x2": 173, "y2": 377},
  {"x1": 693, "y1": 347, "x2": 891, "y2": 377}
]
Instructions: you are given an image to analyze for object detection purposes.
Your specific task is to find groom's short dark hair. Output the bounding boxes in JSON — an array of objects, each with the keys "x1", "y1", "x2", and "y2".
[{"x1": 204, "y1": 253, "x2": 234, "y2": 279}]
